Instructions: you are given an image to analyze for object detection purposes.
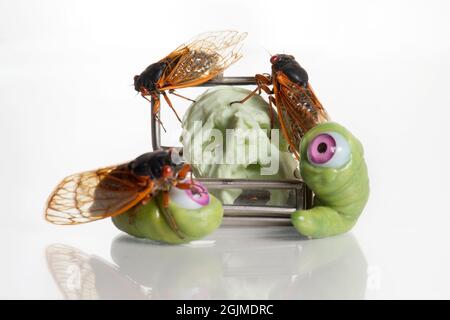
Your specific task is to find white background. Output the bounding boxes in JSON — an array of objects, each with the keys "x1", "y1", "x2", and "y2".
[{"x1": 1, "y1": 0, "x2": 450, "y2": 299}]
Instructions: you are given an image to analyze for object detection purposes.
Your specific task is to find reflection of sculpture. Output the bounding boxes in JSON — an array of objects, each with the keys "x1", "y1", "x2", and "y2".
[{"x1": 46, "y1": 229, "x2": 367, "y2": 299}]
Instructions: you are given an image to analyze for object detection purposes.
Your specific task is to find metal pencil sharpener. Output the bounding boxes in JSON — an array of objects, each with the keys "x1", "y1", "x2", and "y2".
[{"x1": 150, "y1": 76, "x2": 313, "y2": 226}]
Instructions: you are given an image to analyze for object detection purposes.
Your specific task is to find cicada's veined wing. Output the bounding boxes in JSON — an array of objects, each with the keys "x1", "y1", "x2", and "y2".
[
  {"x1": 274, "y1": 72, "x2": 330, "y2": 159},
  {"x1": 46, "y1": 244, "x2": 150, "y2": 300},
  {"x1": 45, "y1": 164, "x2": 153, "y2": 225},
  {"x1": 159, "y1": 30, "x2": 247, "y2": 90},
  {"x1": 276, "y1": 72, "x2": 329, "y2": 126},
  {"x1": 46, "y1": 244, "x2": 99, "y2": 299}
]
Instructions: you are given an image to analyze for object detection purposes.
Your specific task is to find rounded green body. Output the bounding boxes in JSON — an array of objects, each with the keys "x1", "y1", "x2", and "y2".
[
  {"x1": 112, "y1": 194, "x2": 223, "y2": 244},
  {"x1": 292, "y1": 122, "x2": 369, "y2": 238}
]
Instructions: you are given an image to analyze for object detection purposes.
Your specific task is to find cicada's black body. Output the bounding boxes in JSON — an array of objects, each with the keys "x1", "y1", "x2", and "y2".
[
  {"x1": 133, "y1": 53, "x2": 185, "y2": 94},
  {"x1": 133, "y1": 62, "x2": 167, "y2": 93},
  {"x1": 129, "y1": 149, "x2": 181, "y2": 179},
  {"x1": 271, "y1": 54, "x2": 309, "y2": 88}
]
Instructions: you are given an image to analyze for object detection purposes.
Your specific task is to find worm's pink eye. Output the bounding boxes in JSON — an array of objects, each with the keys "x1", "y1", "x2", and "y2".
[
  {"x1": 170, "y1": 181, "x2": 210, "y2": 210},
  {"x1": 307, "y1": 133, "x2": 336, "y2": 164},
  {"x1": 185, "y1": 183, "x2": 210, "y2": 207}
]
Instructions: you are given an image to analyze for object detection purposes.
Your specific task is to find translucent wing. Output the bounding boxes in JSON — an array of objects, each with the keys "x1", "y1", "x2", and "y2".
[
  {"x1": 46, "y1": 244, "x2": 150, "y2": 300},
  {"x1": 46, "y1": 244, "x2": 98, "y2": 299},
  {"x1": 45, "y1": 163, "x2": 153, "y2": 225},
  {"x1": 159, "y1": 30, "x2": 247, "y2": 90},
  {"x1": 274, "y1": 72, "x2": 330, "y2": 159}
]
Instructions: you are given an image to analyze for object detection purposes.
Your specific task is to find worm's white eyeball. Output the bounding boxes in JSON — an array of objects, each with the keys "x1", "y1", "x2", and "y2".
[
  {"x1": 307, "y1": 132, "x2": 351, "y2": 168},
  {"x1": 169, "y1": 181, "x2": 210, "y2": 210}
]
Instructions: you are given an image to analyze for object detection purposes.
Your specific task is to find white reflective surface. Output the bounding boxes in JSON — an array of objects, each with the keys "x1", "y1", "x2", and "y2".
[
  {"x1": 3, "y1": 218, "x2": 450, "y2": 299},
  {"x1": 2, "y1": 0, "x2": 450, "y2": 299},
  {"x1": 45, "y1": 229, "x2": 367, "y2": 300}
]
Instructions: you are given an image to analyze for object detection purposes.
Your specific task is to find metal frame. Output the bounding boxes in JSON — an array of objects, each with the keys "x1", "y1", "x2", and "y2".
[{"x1": 150, "y1": 76, "x2": 313, "y2": 223}]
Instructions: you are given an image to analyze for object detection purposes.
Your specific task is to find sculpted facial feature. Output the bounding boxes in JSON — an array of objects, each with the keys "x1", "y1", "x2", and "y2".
[
  {"x1": 307, "y1": 133, "x2": 336, "y2": 164},
  {"x1": 169, "y1": 181, "x2": 210, "y2": 210},
  {"x1": 307, "y1": 132, "x2": 351, "y2": 168}
]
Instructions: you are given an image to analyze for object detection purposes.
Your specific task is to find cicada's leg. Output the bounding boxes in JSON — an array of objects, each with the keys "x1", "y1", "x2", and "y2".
[
  {"x1": 176, "y1": 164, "x2": 195, "y2": 188},
  {"x1": 154, "y1": 114, "x2": 167, "y2": 132},
  {"x1": 230, "y1": 74, "x2": 273, "y2": 105},
  {"x1": 143, "y1": 94, "x2": 161, "y2": 114},
  {"x1": 162, "y1": 190, "x2": 170, "y2": 207},
  {"x1": 141, "y1": 194, "x2": 152, "y2": 205},
  {"x1": 230, "y1": 74, "x2": 272, "y2": 106},
  {"x1": 255, "y1": 73, "x2": 273, "y2": 89},
  {"x1": 143, "y1": 94, "x2": 167, "y2": 132},
  {"x1": 268, "y1": 95, "x2": 277, "y2": 129},
  {"x1": 159, "y1": 190, "x2": 184, "y2": 239},
  {"x1": 161, "y1": 91, "x2": 182, "y2": 122},
  {"x1": 176, "y1": 164, "x2": 191, "y2": 181},
  {"x1": 127, "y1": 188, "x2": 153, "y2": 224},
  {"x1": 230, "y1": 85, "x2": 260, "y2": 105},
  {"x1": 174, "y1": 182, "x2": 192, "y2": 190},
  {"x1": 169, "y1": 89, "x2": 196, "y2": 103}
]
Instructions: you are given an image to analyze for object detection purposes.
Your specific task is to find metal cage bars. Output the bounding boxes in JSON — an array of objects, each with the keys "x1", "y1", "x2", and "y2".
[{"x1": 150, "y1": 76, "x2": 313, "y2": 224}]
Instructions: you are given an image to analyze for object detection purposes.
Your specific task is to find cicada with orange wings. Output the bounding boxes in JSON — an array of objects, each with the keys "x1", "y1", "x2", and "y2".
[
  {"x1": 234, "y1": 54, "x2": 329, "y2": 159},
  {"x1": 134, "y1": 30, "x2": 247, "y2": 122},
  {"x1": 45, "y1": 149, "x2": 199, "y2": 237}
]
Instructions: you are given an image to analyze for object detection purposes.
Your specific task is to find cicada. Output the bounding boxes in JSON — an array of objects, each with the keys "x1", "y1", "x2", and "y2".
[
  {"x1": 233, "y1": 54, "x2": 329, "y2": 159},
  {"x1": 45, "y1": 149, "x2": 207, "y2": 238},
  {"x1": 134, "y1": 30, "x2": 247, "y2": 122}
]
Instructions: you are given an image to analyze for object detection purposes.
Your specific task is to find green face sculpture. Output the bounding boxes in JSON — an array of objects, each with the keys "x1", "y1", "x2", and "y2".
[{"x1": 292, "y1": 122, "x2": 369, "y2": 238}]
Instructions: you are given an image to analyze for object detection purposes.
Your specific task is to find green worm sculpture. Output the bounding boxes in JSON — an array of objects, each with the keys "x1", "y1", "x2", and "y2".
[
  {"x1": 113, "y1": 193, "x2": 224, "y2": 245},
  {"x1": 292, "y1": 122, "x2": 369, "y2": 238}
]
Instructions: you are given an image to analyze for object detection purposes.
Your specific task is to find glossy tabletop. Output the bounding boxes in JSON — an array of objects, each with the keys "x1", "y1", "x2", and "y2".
[{"x1": 1, "y1": 0, "x2": 450, "y2": 299}]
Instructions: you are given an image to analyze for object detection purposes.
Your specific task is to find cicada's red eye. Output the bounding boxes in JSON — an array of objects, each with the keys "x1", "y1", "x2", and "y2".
[
  {"x1": 162, "y1": 165, "x2": 173, "y2": 178},
  {"x1": 270, "y1": 55, "x2": 280, "y2": 64}
]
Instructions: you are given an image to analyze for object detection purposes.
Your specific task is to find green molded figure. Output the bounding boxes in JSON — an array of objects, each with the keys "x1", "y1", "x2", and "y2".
[
  {"x1": 113, "y1": 193, "x2": 223, "y2": 245},
  {"x1": 292, "y1": 122, "x2": 369, "y2": 238},
  {"x1": 181, "y1": 86, "x2": 298, "y2": 206}
]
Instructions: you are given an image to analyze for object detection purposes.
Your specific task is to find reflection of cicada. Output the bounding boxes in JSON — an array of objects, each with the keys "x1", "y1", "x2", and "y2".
[
  {"x1": 234, "y1": 54, "x2": 329, "y2": 159},
  {"x1": 46, "y1": 244, "x2": 151, "y2": 300},
  {"x1": 134, "y1": 30, "x2": 247, "y2": 121},
  {"x1": 45, "y1": 150, "x2": 206, "y2": 238}
]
